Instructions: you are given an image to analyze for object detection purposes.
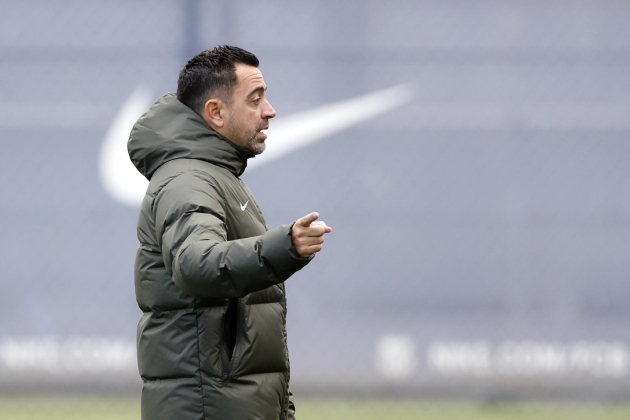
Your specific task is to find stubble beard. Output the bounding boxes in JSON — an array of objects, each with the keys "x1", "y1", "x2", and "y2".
[
  {"x1": 227, "y1": 116, "x2": 267, "y2": 156},
  {"x1": 244, "y1": 130, "x2": 266, "y2": 156}
]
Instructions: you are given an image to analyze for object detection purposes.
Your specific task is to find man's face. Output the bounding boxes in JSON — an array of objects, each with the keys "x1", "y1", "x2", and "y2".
[{"x1": 223, "y1": 64, "x2": 276, "y2": 155}]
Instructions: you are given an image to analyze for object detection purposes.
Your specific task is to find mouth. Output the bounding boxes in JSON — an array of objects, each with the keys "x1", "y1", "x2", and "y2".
[{"x1": 257, "y1": 126, "x2": 269, "y2": 140}]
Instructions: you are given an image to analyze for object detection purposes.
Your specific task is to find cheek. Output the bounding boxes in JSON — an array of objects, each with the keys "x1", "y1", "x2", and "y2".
[{"x1": 248, "y1": 111, "x2": 261, "y2": 126}]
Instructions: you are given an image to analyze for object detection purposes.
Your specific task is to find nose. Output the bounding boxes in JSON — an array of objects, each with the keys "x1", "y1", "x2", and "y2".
[{"x1": 262, "y1": 99, "x2": 276, "y2": 119}]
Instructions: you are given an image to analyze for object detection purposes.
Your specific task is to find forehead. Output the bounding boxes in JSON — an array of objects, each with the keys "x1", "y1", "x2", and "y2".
[{"x1": 234, "y1": 64, "x2": 265, "y2": 94}]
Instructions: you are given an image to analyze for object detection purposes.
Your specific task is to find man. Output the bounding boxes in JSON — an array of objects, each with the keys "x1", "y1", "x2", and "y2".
[{"x1": 128, "y1": 45, "x2": 331, "y2": 420}]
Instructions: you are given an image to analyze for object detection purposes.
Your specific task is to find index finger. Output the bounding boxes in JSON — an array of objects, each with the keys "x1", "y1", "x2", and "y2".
[{"x1": 296, "y1": 212, "x2": 319, "y2": 227}]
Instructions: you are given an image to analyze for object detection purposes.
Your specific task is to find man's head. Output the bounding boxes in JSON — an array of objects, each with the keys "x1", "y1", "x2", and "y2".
[{"x1": 177, "y1": 45, "x2": 276, "y2": 155}]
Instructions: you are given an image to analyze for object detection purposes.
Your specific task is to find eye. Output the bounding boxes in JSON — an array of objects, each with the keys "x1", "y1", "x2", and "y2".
[{"x1": 253, "y1": 98, "x2": 261, "y2": 105}]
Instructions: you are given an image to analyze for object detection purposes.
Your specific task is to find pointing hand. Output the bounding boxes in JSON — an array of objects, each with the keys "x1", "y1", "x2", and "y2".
[{"x1": 291, "y1": 212, "x2": 332, "y2": 258}]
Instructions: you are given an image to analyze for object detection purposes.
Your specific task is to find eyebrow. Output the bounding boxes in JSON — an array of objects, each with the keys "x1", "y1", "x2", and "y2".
[{"x1": 246, "y1": 85, "x2": 267, "y2": 98}]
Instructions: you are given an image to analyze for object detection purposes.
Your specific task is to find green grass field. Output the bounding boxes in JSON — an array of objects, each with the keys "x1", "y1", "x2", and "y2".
[{"x1": 0, "y1": 398, "x2": 629, "y2": 420}]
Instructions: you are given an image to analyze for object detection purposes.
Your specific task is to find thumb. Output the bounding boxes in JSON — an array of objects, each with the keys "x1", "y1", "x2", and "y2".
[
  {"x1": 311, "y1": 221, "x2": 332, "y2": 233},
  {"x1": 296, "y1": 212, "x2": 319, "y2": 227}
]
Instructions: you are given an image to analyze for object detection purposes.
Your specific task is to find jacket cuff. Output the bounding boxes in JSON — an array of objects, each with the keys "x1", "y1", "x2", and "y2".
[{"x1": 261, "y1": 224, "x2": 313, "y2": 282}]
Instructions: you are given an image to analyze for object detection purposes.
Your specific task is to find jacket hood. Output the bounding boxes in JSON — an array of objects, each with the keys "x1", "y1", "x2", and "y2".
[{"x1": 128, "y1": 93, "x2": 254, "y2": 180}]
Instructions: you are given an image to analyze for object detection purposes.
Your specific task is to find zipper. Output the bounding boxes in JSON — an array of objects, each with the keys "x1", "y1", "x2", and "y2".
[
  {"x1": 222, "y1": 298, "x2": 242, "y2": 384},
  {"x1": 219, "y1": 303, "x2": 230, "y2": 380},
  {"x1": 278, "y1": 286, "x2": 289, "y2": 420}
]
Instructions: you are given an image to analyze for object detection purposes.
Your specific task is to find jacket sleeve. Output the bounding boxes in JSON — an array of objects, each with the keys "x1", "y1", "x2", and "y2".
[{"x1": 154, "y1": 171, "x2": 312, "y2": 299}]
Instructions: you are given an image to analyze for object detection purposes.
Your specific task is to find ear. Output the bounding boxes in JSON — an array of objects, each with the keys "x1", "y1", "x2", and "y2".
[{"x1": 203, "y1": 98, "x2": 226, "y2": 129}]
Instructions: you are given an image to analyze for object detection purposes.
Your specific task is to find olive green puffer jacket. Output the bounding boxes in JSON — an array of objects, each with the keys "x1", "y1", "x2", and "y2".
[{"x1": 128, "y1": 93, "x2": 311, "y2": 420}]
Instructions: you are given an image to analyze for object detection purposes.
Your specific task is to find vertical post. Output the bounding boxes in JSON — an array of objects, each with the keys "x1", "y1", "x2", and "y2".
[
  {"x1": 220, "y1": 0, "x2": 233, "y2": 44},
  {"x1": 182, "y1": 0, "x2": 200, "y2": 64}
]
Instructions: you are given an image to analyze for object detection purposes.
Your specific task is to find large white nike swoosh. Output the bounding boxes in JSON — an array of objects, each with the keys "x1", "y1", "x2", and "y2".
[
  {"x1": 247, "y1": 83, "x2": 415, "y2": 170},
  {"x1": 99, "y1": 83, "x2": 414, "y2": 207}
]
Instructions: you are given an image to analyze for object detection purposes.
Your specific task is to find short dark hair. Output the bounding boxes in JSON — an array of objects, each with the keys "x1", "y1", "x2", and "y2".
[{"x1": 176, "y1": 45, "x2": 259, "y2": 115}]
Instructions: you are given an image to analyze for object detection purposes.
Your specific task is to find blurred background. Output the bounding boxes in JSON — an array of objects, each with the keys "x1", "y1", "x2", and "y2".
[{"x1": 1, "y1": 0, "x2": 629, "y2": 416}]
